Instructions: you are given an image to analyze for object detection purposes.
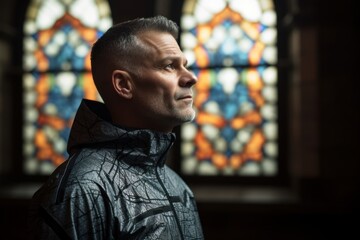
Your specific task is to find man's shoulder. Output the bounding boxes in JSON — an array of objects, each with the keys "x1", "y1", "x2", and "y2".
[
  {"x1": 64, "y1": 147, "x2": 131, "y2": 183},
  {"x1": 164, "y1": 165, "x2": 194, "y2": 193},
  {"x1": 164, "y1": 165, "x2": 184, "y2": 181},
  {"x1": 32, "y1": 148, "x2": 121, "y2": 204}
]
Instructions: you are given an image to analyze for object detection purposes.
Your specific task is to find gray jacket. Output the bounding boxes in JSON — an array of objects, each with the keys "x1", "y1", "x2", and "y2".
[{"x1": 29, "y1": 99, "x2": 204, "y2": 240}]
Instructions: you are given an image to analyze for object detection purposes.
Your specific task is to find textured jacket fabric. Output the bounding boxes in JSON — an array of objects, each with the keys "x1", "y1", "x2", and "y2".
[{"x1": 29, "y1": 99, "x2": 204, "y2": 240}]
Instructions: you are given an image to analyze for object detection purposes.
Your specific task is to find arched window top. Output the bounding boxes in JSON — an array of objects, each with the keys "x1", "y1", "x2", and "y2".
[
  {"x1": 183, "y1": 0, "x2": 276, "y2": 23},
  {"x1": 25, "y1": 0, "x2": 112, "y2": 30},
  {"x1": 23, "y1": 0, "x2": 112, "y2": 72},
  {"x1": 181, "y1": 0, "x2": 277, "y2": 68}
]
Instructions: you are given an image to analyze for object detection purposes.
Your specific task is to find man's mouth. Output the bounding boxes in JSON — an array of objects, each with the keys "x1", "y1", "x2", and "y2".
[{"x1": 178, "y1": 95, "x2": 192, "y2": 100}]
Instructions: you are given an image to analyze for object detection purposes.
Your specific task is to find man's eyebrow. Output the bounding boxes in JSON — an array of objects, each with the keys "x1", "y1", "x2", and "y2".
[{"x1": 159, "y1": 55, "x2": 188, "y2": 65}]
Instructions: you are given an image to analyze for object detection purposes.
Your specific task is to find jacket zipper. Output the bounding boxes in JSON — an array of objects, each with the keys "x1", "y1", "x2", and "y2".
[{"x1": 155, "y1": 142, "x2": 185, "y2": 240}]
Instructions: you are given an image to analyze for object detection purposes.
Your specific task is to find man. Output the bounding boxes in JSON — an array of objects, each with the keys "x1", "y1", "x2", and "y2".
[{"x1": 29, "y1": 16, "x2": 204, "y2": 240}]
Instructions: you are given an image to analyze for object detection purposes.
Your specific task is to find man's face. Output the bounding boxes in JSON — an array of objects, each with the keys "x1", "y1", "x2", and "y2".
[{"x1": 130, "y1": 31, "x2": 197, "y2": 132}]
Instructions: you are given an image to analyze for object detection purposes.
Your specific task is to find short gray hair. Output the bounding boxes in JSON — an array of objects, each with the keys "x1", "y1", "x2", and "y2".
[{"x1": 91, "y1": 16, "x2": 179, "y2": 96}]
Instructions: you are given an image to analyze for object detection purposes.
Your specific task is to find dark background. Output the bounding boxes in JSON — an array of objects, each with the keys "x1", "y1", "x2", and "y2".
[{"x1": 0, "y1": 0, "x2": 359, "y2": 239}]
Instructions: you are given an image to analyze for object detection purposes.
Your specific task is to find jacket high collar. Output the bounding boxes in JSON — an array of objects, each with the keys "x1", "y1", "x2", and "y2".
[{"x1": 67, "y1": 99, "x2": 176, "y2": 167}]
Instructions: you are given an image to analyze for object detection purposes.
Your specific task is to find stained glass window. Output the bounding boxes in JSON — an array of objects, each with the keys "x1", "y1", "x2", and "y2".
[
  {"x1": 180, "y1": 0, "x2": 278, "y2": 176},
  {"x1": 23, "y1": 0, "x2": 112, "y2": 175}
]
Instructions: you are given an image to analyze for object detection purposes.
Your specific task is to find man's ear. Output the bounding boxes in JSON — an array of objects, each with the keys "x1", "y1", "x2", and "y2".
[{"x1": 112, "y1": 70, "x2": 133, "y2": 99}]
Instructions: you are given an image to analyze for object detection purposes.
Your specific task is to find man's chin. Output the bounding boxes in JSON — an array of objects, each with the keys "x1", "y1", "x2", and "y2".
[
  {"x1": 170, "y1": 108, "x2": 196, "y2": 126},
  {"x1": 182, "y1": 110, "x2": 196, "y2": 123}
]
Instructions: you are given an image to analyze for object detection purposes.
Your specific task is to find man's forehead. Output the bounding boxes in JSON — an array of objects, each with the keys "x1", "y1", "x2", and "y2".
[{"x1": 137, "y1": 31, "x2": 181, "y2": 56}]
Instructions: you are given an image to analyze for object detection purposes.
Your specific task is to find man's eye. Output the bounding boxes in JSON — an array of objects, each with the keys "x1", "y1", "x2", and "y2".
[{"x1": 165, "y1": 64, "x2": 175, "y2": 70}]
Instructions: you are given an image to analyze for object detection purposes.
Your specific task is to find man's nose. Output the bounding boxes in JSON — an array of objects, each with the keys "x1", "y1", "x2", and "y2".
[{"x1": 180, "y1": 68, "x2": 197, "y2": 87}]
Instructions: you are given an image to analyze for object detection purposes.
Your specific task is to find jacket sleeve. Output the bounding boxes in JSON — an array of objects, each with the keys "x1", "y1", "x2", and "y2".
[{"x1": 35, "y1": 182, "x2": 116, "y2": 240}]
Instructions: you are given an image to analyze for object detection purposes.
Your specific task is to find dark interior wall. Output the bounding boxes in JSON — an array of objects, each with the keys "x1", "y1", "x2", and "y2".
[
  {"x1": 317, "y1": 0, "x2": 360, "y2": 178},
  {"x1": 0, "y1": 0, "x2": 17, "y2": 176},
  {"x1": 317, "y1": 0, "x2": 359, "y2": 211},
  {"x1": 300, "y1": 0, "x2": 359, "y2": 209},
  {"x1": 0, "y1": 0, "x2": 359, "y2": 239},
  {"x1": 109, "y1": 0, "x2": 157, "y2": 23}
]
